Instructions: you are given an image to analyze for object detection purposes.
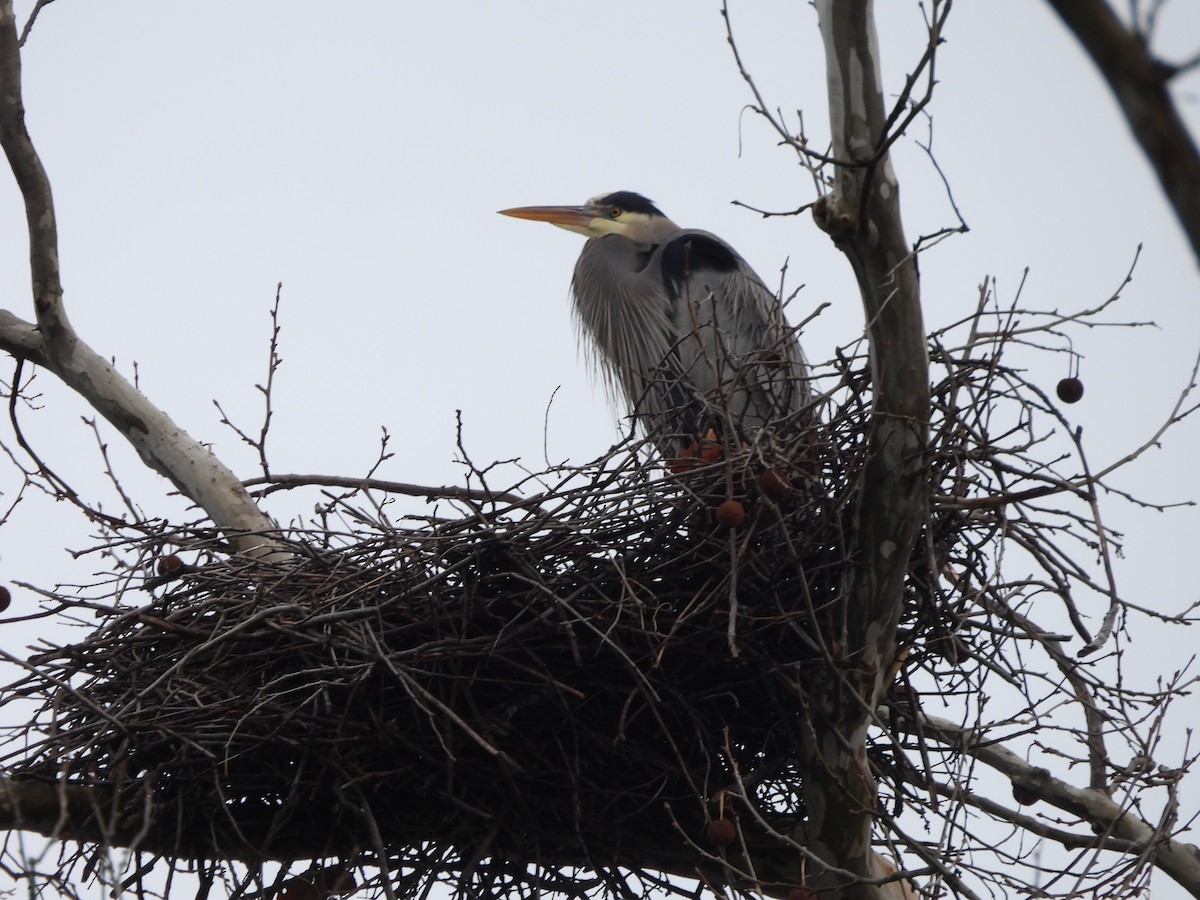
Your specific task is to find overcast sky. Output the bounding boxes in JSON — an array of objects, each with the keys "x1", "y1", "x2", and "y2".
[{"x1": 0, "y1": 2, "x2": 1198, "y2": 896}]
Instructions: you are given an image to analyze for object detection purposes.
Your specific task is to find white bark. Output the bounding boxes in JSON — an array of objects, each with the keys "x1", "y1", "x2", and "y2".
[
  {"x1": 796, "y1": 3, "x2": 929, "y2": 898},
  {"x1": 916, "y1": 712, "x2": 1200, "y2": 898},
  {"x1": 0, "y1": 0, "x2": 283, "y2": 558}
]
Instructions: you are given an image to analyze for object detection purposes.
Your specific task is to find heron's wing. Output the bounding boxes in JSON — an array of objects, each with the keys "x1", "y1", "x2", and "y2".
[
  {"x1": 658, "y1": 230, "x2": 810, "y2": 439},
  {"x1": 571, "y1": 236, "x2": 700, "y2": 448},
  {"x1": 572, "y1": 229, "x2": 809, "y2": 454}
]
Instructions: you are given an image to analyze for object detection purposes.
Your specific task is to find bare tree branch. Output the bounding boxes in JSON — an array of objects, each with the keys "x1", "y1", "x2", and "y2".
[
  {"x1": 1044, "y1": 0, "x2": 1200, "y2": 268},
  {"x1": 0, "y1": 308, "x2": 46, "y2": 365},
  {"x1": 793, "y1": 2, "x2": 932, "y2": 897},
  {"x1": 914, "y1": 711, "x2": 1200, "y2": 897},
  {"x1": 243, "y1": 472, "x2": 546, "y2": 512},
  {"x1": 0, "y1": 778, "x2": 113, "y2": 847},
  {"x1": 16, "y1": 0, "x2": 54, "y2": 47},
  {"x1": 0, "y1": 1, "x2": 283, "y2": 558}
]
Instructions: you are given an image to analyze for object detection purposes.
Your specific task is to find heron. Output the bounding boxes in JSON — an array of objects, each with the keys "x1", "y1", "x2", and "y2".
[{"x1": 499, "y1": 191, "x2": 810, "y2": 463}]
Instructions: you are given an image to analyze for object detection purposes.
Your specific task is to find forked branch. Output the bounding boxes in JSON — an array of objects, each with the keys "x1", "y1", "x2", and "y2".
[{"x1": 0, "y1": 0, "x2": 282, "y2": 557}]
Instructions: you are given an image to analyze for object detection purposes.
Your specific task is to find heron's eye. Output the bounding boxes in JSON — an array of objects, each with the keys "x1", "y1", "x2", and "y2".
[{"x1": 610, "y1": 208, "x2": 622, "y2": 218}]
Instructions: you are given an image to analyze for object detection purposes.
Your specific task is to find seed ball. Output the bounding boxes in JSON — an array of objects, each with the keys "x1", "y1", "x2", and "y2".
[
  {"x1": 714, "y1": 499, "x2": 746, "y2": 530},
  {"x1": 0, "y1": 586, "x2": 10, "y2": 613},
  {"x1": 1012, "y1": 784, "x2": 1039, "y2": 806},
  {"x1": 1056, "y1": 377, "x2": 1084, "y2": 403},
  {"x1": 705, "y1": 817, "x2": 737, "y2": 847},
  {"x1": 697, "y1": 428, "x2": 723, "y2": 464},
  {"x1": 758, "y1": 468, "x2": 790, "y2": 500},
  {"x1": 157, "y1": 554, "x2": 184, "y2": 575}
]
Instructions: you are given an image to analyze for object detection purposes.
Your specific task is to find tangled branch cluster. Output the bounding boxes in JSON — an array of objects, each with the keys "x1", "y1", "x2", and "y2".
[
  {"x1": 1, "y1": 290, "x2": 1184, "y2": 900},
  {"x1": 5, "y1": 424, "x2": 850, "y2": 889}
]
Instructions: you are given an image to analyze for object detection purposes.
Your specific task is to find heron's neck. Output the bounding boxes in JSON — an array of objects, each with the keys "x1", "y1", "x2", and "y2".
[{"x1": 641, "y1": 216, "x2": 682, "y2": 244}]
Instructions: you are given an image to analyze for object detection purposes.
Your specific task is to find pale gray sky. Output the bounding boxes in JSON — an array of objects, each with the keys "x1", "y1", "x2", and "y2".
[{"x1": 0, "y1": 2, "x2": 1198, "y2": 897}]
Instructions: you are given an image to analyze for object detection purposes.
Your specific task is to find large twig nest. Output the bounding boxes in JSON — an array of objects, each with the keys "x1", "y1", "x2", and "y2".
[
  {"x1": 7, "y1": 401, "x2": 860, "y2": 873},
  {"x1": 2, "y1": 330, "x2": 1123, "y2": 898}
]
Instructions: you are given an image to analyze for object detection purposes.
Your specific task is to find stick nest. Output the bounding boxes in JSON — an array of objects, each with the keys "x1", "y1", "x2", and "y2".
[{"x1": 3, "y1": 323, "x2": 1123, "y2": 899}]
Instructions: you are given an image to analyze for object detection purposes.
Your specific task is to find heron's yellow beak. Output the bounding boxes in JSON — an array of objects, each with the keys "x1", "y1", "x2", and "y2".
[{"x1": 497, "y1": 205, "x2": 595, "y2": 228}]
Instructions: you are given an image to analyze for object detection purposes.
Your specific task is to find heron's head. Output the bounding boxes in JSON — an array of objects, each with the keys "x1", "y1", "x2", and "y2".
[{"x1": 499, "y1": 191, "x2": 680, "y2": 243}]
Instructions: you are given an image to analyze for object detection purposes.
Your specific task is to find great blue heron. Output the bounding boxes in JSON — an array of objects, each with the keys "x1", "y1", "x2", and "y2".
[{"x1": 499, "y1": 191, "x2": 810, "y2": 462}]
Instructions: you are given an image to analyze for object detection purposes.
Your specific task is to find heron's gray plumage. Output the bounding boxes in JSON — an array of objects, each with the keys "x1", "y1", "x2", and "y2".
[{"x1": 499, "y1": 192, "x2": 810, "y2": 456}]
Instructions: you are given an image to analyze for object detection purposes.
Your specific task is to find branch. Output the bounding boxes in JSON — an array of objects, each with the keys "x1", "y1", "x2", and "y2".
[
  {"x1": 914, "y1": 711, "x2": 1200, "y2": 898},
  {"x1": 0, "y1": 777, "x2": 117, "y2": 849},
  {"x1": 794, "y1": 2, "x2": 931, "y2": 897},
  {"x1": 815, "y1": 0, "x2": 931, "y2": 675},
  {"x1": 0, "y1": 775, "x2": 327, "y2": 863},
  {"x1": 0, "y1": 308, "x2": 46, "y2": 365},
  {"x1": 243, "y1": 472, "x2": 545, "y2": 512},
  {"x1": 1044, "y1": 0, "x2": 1200, "y2": 267},
  {"x1": 16, "y1": 0, "x2": 54, "y2": 47},
  {"x1": 0, "y1": 1, "x2": 283, "y2": 558}
]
